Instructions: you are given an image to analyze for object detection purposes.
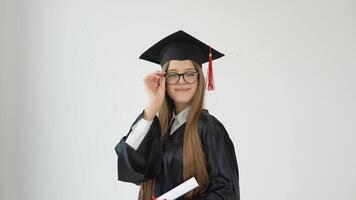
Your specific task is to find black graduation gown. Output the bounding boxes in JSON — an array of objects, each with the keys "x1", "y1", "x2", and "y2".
[{"x1": 115, "y1": 109, "x2": 240, "y2": 200}]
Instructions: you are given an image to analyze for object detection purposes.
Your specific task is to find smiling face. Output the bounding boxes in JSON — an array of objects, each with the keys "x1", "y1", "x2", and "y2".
[{"x1": 166, "y1": 60, "x2": 199, "y2": 112}]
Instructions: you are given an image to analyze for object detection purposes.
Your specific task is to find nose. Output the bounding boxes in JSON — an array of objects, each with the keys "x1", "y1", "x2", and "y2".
[{"x1": 177, "y1": 75, "x2": 186, "y2": 85}]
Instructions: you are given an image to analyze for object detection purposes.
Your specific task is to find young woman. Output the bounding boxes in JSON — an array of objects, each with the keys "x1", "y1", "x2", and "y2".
[{"x1": 115, "y1": 30, "x2": 240, "y2": 200}]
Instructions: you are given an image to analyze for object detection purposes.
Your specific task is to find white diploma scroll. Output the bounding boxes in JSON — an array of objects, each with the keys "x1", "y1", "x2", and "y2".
[{"x1": 156, "y1": 177, "x2": 199, "y2": 200}]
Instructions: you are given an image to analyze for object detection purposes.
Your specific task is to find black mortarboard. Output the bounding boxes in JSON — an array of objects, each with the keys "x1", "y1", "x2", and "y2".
[{"x1": 139, "y1": 30, "x2": 225, "y2": 91}]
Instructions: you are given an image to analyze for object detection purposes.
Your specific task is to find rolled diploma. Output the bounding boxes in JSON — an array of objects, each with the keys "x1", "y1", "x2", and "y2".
[{"x1": 156, "y1": 177, "x2": 199, "y2": 200}]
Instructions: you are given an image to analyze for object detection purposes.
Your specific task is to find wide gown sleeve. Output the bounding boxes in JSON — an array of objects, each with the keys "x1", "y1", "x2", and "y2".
[
  {"x1": 193, "y1": 117, "x2": 240, "y2": 200},
  {"x1": 114, "y1": 110, "x2": 162, "y2": 185}
]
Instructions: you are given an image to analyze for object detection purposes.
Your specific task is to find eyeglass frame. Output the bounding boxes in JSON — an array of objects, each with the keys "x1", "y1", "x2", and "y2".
[{"x1": 164, "y1": 70, "x2": 200, "y2": 85}]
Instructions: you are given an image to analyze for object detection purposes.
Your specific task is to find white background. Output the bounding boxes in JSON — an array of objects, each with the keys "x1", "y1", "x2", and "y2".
[{"x1": 1, "y1": 0, "x2": 355, "y2": 199}]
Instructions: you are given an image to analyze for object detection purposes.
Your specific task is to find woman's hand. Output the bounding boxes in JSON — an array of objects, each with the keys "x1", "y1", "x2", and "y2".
[{"x1": 143, "y1": 70, "x2": 166, "y2": 120}]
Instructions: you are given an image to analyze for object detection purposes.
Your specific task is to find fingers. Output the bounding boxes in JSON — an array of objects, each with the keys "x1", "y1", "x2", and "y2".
[
  {"x1": 144, "y1": 71, "x2": 166, "y2": 82},
  {"x1": 153, "y1": 71, "x2": 166, "y2": 78},
  {"x1": 153, "y1": 69, "x2": 166, "y2": 75},
  {"x1": 159, "y1": 75, "x2": 165, "y2": 88},
  {"x1": 144, "y1": 70, "x2": 166, "y2": 89},
  {"x1": 144, "y1": 75, "x2": 161, "y2": 84}
]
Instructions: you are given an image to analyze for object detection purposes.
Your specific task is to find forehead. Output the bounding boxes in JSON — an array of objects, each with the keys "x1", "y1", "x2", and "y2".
[{"x1": 168, "y1": 60, "x2": 195, "y2": 71}]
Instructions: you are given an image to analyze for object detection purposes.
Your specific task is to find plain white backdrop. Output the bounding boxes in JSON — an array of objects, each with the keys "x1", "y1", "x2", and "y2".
[{"x1": 1, "y1": 0, "x2": 355, "y2": 200}]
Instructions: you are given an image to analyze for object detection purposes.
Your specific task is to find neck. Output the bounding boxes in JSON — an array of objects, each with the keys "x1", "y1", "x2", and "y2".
[{"x1": 174, "y1": 102, "x2": 191, "y2": 114}]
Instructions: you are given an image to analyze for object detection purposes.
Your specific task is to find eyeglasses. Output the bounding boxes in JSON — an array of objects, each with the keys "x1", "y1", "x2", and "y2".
[{"x1": 165, "y1": 71, "x2": 199, "y2": 85}]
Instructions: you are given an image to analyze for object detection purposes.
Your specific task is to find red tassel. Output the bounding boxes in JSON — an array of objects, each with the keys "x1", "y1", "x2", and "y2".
[
  {"x1": 206, "y1": 47, "x2": 215, "y2": 91},
  {"x1": 152, "y1": 195, "x2": 166, "y2": 200}
]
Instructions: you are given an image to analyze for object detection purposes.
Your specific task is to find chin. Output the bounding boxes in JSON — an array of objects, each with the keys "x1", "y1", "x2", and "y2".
[
  {"x1": 168, "y1": 87, "x2": 196, "y2": 104},
  {"x1": 171, "y1": 95, "x2": 193, "y2": 104}
]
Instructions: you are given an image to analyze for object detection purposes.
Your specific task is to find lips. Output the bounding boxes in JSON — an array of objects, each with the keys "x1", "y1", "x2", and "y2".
[{"x1": 175, "y1": 88, "x2": 191, "y2": 92}]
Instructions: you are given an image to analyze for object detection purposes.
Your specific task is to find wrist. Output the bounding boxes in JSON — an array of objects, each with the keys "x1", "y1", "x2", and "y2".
[{"x1": 143, "y1": 106, "x2": 158, "y2": 121}]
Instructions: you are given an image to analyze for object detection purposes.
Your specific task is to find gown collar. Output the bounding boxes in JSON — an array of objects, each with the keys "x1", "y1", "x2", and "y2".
[{"x1": 170, "y1": 106, "x2": 191, "y2": 135}]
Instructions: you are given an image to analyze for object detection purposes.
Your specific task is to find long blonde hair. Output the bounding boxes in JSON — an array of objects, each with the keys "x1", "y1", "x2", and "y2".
[{"x1": 138, "y1": 60, "x2": 208, "y2": 200}]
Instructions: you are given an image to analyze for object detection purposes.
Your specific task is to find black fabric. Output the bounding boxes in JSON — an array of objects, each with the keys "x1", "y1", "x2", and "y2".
[
  {"x1": 115, "y1": 109, "x2": 240, "y2": 199},
  {"x1": 115, "y1": 110, "x2": 162, "y2": 184},
  {"x1": 139, "y1": 30, "x2": 224, "y2": 66}
]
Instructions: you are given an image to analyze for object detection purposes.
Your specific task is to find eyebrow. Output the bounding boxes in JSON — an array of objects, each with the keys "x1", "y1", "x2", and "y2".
[{"x1": 167, "y1": 68, "x2": 196, "y2": 72}]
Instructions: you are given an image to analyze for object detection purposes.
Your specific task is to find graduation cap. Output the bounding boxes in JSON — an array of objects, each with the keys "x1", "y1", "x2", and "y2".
[{"x1": 139, "y1": 30, "x2": 224, "y2": 91}]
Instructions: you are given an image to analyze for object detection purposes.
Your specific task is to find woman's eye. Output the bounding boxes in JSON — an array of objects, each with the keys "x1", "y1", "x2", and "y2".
[
  {"x1": 185, "y1": 72, "x2": 196, "y2": 76},
  {"x1": 167, "y1": 73, "x2": 178, "y2": 77}
]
